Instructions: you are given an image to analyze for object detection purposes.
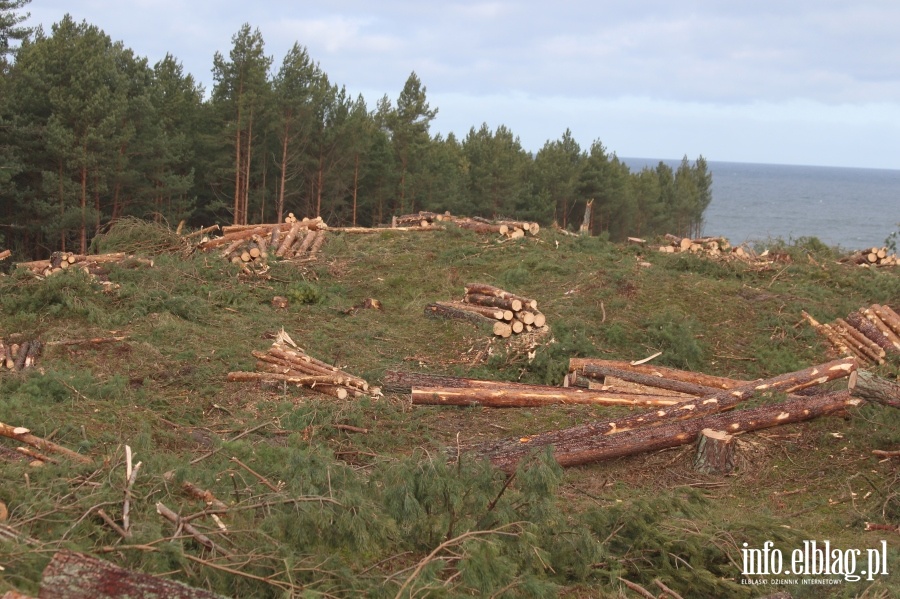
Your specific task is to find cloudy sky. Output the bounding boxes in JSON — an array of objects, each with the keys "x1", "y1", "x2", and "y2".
[{"x1": 21, "y1": 1, "x2": 900, "y2": 169}]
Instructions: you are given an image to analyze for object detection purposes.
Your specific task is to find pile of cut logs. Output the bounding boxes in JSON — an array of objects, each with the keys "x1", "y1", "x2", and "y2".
[
  {"x1": 227, "y1": 330, "x2": 369, "y2": 399},
  {"x1": 197, "y1": 216, "x2": 328, "y2": 270},
  {"x1": 466, "y1": 356, "x2": 861, "y2": 472},
  {"x1": 425, "y1": 283, "x2": 547, "y2": 338},
  {"x1": 802, "y1": 304, "x2": 900, "y2": 366},
  {"x1": 841, "y1": 246, "x2": 899, "y2": 267},
  {"x1": 0, "y1": 339, "x2": 42, "y2": 371},
  {"x1": 394, "y1": 211, "x2": 540, "y2": 239},
  {"x1": 659, "y1": 234, "x2": 733, "y2": 256},
  {"x1": 15, "y1": 252, "x2": 152, "y2": 288}
]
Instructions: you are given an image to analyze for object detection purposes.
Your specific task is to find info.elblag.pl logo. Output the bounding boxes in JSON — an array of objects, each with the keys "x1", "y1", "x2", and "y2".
[{"x1": 740, "y1": 540, "x2": 891, "y2": 585}]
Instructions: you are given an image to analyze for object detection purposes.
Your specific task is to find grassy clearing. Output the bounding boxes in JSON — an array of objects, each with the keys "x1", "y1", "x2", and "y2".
[{"x1": 0, "y1": 222, "x2": 897, "y2": 598}]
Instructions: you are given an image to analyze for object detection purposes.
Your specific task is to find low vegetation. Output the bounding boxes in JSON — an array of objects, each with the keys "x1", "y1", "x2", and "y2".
[{"x1": 0, "y1": 221, "x2": 897, "y2": 598}]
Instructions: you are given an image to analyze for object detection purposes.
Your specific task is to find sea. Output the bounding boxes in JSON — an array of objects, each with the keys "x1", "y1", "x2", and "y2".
[{"x1": 622, "y1": 158, "x2": 900, "y2": 251}]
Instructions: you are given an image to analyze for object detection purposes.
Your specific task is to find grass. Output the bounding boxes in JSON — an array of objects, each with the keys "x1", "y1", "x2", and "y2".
[{"x1": 0, "y1": 223, "x2": 897, "y2": 598}]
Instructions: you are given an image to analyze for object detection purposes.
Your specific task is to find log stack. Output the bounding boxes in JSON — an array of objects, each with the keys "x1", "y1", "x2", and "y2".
[
  {"x1": 802, "y1": 304, "x2": 900, "y2": 365},
  {"x1": 227, "y1": 330, "x2": 369, "y2": 399},
  {"x1": 659, "y1": 234, "x2": 732, "y2": 257},
  {"x1": 841, "y1": 246, "x2": 899, "y2": 267},
  {"x1": 425, "y1": 283, "x2": 547, "y2": 338},
  {"x1": 15, "y1": 252, "x2": 152, "y2": 289},
  {"x1": 197, "y1": 216, "x2": 329, "y2": 270}
]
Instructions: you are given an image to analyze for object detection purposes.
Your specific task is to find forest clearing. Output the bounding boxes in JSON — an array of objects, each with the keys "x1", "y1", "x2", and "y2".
[{"x1": 0, "y1": 218, "x2": 897, "y2": 598}]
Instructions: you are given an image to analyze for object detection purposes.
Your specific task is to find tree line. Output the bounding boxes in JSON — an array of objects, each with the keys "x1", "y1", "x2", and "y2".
[{"x1": 0, "y1": 3, "x2": 712, "y2": 258}]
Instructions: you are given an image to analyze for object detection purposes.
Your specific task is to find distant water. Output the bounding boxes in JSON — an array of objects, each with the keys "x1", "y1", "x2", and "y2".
[{"x1": 622, "y1": 158, "x2": 900, "y2": 250}]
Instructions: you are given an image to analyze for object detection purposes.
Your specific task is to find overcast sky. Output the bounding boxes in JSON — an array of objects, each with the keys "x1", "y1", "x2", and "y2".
[{"x1": 21, "y1": 1, "x2": 900, "y2": 170}]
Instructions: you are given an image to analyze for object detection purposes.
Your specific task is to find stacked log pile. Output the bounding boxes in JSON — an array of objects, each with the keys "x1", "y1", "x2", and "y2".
[
  {"x1": 16, "y1": 252, "x2": 152, "y2": 290},
  {"x1": 197, "y1": 216, "x2": 329, "y2": 271},
  {"x1": 841, "y1": 246, "x2": 899, "y2": 267},
  {"x1": 802, "y1": 304, "x2": 900, "y2": 366},
  {"x1": 425, "y1": 283, "x2": 547, "y2": 338},
  {"x1": 471, "y1": 357, "x2": 859, "y2": 472},
  {"x1": 659, "y1": 234, "x2": 732, "y2": 257},
  {"x1": 393, "y1": 211, "x2": 540, "y2": 239},
  {"x1": 227, "y1": 330, "x2": 369, "y2": 399}
]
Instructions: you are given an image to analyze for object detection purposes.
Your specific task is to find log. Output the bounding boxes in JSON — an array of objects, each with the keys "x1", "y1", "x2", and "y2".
[
  {"x1": 845, "y1": 311, "x2": 899, "y2": 354},
  {"x1": 227, "y1": 371, "x2": 349, "y2": 387},
  {"x1": 863, "y1": 307, "x2": 900, "y2": 350},
  {"x1": 470, "y1": 358, "x2": 857, "y2": 469},
  {"x1": 493, "y1": 321, "x2": 513, "y2": 338},
  {"x1": 294, "y1": 229, "x2": 317, "y2": 255},
  {"x1": 873, "y1": 304, "x2": 900, "y2": 338},
  {"x1": 577, "y1": 364, "x2": 721, "y2": 397},
  {"x1": 412, "y1": 386, "x2": 696, "y2": 408},
  {"x1": 464, "y1": 293, "x2": 523, "y2": 313},
  {"x1": 38, "y1": 550, "x2": 226, "y2": 599},
  {"x1": 434, "y1": 301, "x2": 505, "y2": 320},
  {"x1": 693, "y1": 429, "x2": 736, "y2": 475},
  {"x1": 479, "y1": 391, "x2": 860, "y2": 471},
  {"x1": 197, "y1": 227, "x2": 270, "y2": 250},
  {"x1": 309, "y1": 230, "x2": 327, "y2": 254},
  {"x1": 834, "y1": 318, "x2": 886, "y2": 360},
  {"x1": 0, "y1": 249, "x2": 11, "y2": 261},
  {"x1": 849, "y1": 369, "x2": 900, "y2": 409},
  {"x1": 569, "y1": 358, "x2": 740, "y2": 390},
  {"x1": 425, "y1": 302, "x2": 497, "y2": 330},
  {"x1": 275, "y1": 221, "x2": 303, "y2": 257},
  {"x1": 453, "y1": 220, "x2": 508, "y2": 234},
  {"x1": 0, "y1": 422, "x2": 92, "y2": 463},
  {"x1": 464, "y1": 284, "x2": 537, "y2": 310}
]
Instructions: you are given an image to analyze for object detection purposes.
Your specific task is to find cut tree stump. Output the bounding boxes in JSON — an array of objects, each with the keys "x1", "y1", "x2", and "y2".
[
  {"x1": 693, "y1": 429, "x2": 736, "y2": 475},
  {"x1": 38, "y1": 550, "x2": 226, "y2": 598}
]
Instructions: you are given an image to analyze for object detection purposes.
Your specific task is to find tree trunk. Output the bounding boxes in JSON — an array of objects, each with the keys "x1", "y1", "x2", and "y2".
[
  {"x1": 413, "y1": 386, "x2": 696, "y2": 408},
  {"x1": 845, "y1": 311, "x2": 900, "y2": 354},
  {"x1": 849, "y1": 369, "x2": 900, "y2": 409},
  {"x1": 38, "y1": 550, "x2": 225, "y2": 599},
  {"x1": 569, "y1": 359, "x2": 740, "y2": 390},
  {"x1": 478, "y1": 391, "x2": 859, "y2": 471},
  {"x1": 577, "y1": 363, "x2": 723, "y2": 397},
  {"x1": 463, "y1": 293, "x2": 523, "y2": 313},
  {"x1": 464, "y1": 284, "x2": 537, "y2": 310},
  {"x1": 693, "y1": 429, "x2": 736, "y2": 475}
]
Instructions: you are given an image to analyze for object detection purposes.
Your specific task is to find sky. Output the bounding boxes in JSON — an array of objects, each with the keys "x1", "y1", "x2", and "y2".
[{"x1": 19, "y1": 1, "x2": 900, "y2": 170}]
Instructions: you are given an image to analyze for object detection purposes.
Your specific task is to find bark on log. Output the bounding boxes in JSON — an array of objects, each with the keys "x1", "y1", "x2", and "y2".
[
  {"x1": 834, "y1": 318, "x2": 886, "y2": 361},
  {"x1": 412, "y1": 386, "x2": 692, "y2": 408},
  {"x1": 479, "y1": 391, "x2": 859, "y2": 471},
  {"x1": 569, "y1": 359, "x2": 740, "y2": 390},
  {"x1": 38, "y1": 550, "x2": 226, "y2": 599},
  {"x1": 0, "y1": 422, "x2": 91, "y2": 463},
  {"x1": 863, "y1": 307, "x2": 900, "y2": 350},
  {"x1": 463, "y1": 293, "x2": 523, "y2": 312},
  {"x1": 275, "y1": 221, "x2": 303, "y2": 257},
  {"x1": 873, "y1": 304, "x2": 900, "y2": 338},
  {"x1": 294, "y1": 229, "x2": 317, "y2": 255},
  {"x1": 849, "y1": 369, "x2": 900, "y2": 409},
  {"x1": 425, "y1": 302, "x2": 497, "y2": 331},
  {"x1": 309, "y1": 230, "x2": 327, "y2": 254},
  {"x1": 578, "y1": 364, "x2": 722, "y2": 397},
  {"x1": 693, "y1": 429, "x2": 736, "y2": 475},
  {"x1": 197, "y1": 227, "x2": 270, "y2": 250},
  {"x1": 845, "y1": 311, "x2": 899, "y2": 354}
]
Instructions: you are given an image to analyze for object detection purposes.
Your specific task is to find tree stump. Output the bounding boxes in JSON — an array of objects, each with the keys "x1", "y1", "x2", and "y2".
[{"x1": 693, "y1": 429, "x2": 736, "y2": 475}]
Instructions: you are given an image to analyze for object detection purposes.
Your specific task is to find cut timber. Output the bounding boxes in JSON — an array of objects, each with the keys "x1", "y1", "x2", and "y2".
[
  {"x1": 471, "y1": 358, "x2": 858, "y2": 470},
  {"x1": 849, "y1": 369, "x2": 900, "y2": 409},
  {"x1": 275, "y1": 221, "x2": 303, "y2": 257},
  {"x1": 425, "y1": 302, "x2": 497, "y2": 331},
  {"x1": 577, "y1": 363, "x2": 723, "y2": 397},
  {"x1": 309, "y1": 230, "x2": 327, "y2": 254},
  {"x1": 464, "y1": 283, "x2": 538, "y2": 309},
  {"x1": 38, "y1": 550, "x2": 226, "y2": 599},
  {"x1": 294, "y1": 229, "x2": 317, "y2": 255},
  {"x1": 412, "y1": 386, "x2": 695, "y2": 408},
  {"x1": 873, "y1": 304, "x2": 900, "y2": 338},
  {"x1": 694, "y1": 429, "x2": 736, "y2": 475},
  {"x1": 834, "y1": 318, "x2": 885, "y2": 361},
  {"x1": 435, "y1": 301, "x2": 506, "y2": 320},
  {"x1": 863, "y1": 307, "x2": 900, "y2": 351},
  {"x1": 845, "y1": 311, "x2": 899, "y2": 354},
  {"x1": 569, "y1": 358, "x2": 740, "y2": 390},
  {"x1": 464, "y1": 293, "x2": 523, "y2": 312},
  {"x1": 477, "y1": 391, "x2": 860, "y2": 471},
  {"x1": 493, "y1": 321, "x2": 513, "y2": 338},
  {"x1": 0, "y1": 249, "x2": 11, "y2": 261}
]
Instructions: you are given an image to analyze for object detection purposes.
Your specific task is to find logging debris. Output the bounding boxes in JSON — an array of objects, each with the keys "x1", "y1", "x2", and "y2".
[
  {"x1": 425, "y1": 282, "x2": 548, "y2": 339},
  {"x1": 393, "y1": 210, "x2": 540, "y2": 239},
  {"x1": 0, "y1": 338, "x2": 42, "y2": 371},
  {"x1": 227, "y1": 329, "x2": 370, "y2": 399},
  {"x1": 802, "y1": 303, "x2": 900, "y2": 366},
  {"x1": 657, "y1": 234, "x2": 792, "y2": 265}
]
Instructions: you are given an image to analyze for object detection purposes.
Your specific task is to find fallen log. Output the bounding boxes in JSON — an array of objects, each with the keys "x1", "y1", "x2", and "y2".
[
  {"x1": 424, "y1": 302, "x2": 498, "y2": 332},
  {"x1": 577, "y1": 364, "x2": 723, "y2": 397},
  {"x1": 464, "y1": 284, "x2": 538, "y2": 310},
  {"x1": 463, "y1": 293, "x2": 523, "y2": 313},
  {"x1": 470, "y1": 358, "x2": 857, "y2": 468},
  {"x1": 479, "y1": 391, "x2": 860, "y2": 471},
  {"x1": 435, "y1": 301, "x2": 508, "y2": 321},
  {"x1": 38, "y1": 550, "x2": 226, "y2": 599},
  {"x1": 412, "y1": 386, "x2": 694, "y2": 408},
  {"x1": 569, "y1": 358, "x2": 740, "y2": 390},
  {"x1": 849, "y1": 369, "x2": 900, "y2": 409},
  {"x1": 863, "y1": 307, "x2": 900, "y2": 351}
]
